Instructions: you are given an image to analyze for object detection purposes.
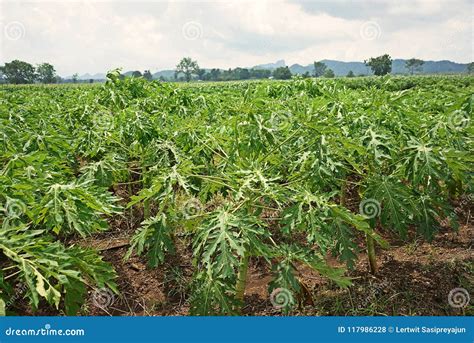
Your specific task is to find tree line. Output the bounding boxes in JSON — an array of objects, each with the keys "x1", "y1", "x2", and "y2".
[
  {"x1": 173, "y1": 55, "x2": 474, "y2": 82},
  {"x1": 0, "y1": 60, "x2": 59, "y2": 84},
  {"x1": 0, "y1": 60, "x2": 96, "y2": 84},
  {"x1": 1, "y1": 57, "x2": 473, "y2": 84},
  {"x1": 173, "y1": 57, "x2": 336, "y2": 82},
  {"x1": 365, "y1": 55, "x2": 424, "y2": 76}
]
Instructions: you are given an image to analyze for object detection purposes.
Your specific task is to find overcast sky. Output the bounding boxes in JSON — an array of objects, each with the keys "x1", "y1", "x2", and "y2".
[{"x1": 0, "y1": 0, "x2": 472, "y2": 76}]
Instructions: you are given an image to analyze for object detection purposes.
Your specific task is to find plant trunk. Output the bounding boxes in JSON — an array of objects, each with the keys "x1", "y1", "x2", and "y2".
[
  {"x1": 128, "y1": 173, "x2": 134, "y2": 224},
  {"x1": 366, "y1": 234, "x2": 377, "y2": 274},
  {"x1": 340, "y1": 179, "x2": 348, "y2": 206},
  {"x1": 235, "y1": 253, "x2": 250, "y2": 310},
  {"x1": 143, "y1": 199, "x2": 150, "y2": 219},
  {"x1": 142, "y1": 167, "x2": 150, "y2": 219}
]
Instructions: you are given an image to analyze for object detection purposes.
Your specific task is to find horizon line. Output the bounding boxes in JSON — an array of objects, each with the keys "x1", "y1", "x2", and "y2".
[{"x1": 52, "y1": 57, "x2": 470, "y2": 77}]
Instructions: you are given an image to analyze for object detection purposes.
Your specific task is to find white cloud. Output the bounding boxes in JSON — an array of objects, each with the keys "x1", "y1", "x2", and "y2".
[{"x1": 0, "y1": 0, "x2": 471, "y2": 76}]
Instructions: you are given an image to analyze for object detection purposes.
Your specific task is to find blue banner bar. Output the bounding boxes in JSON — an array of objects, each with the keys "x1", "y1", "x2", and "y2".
[{"x1": 0, "y1": 316, "x2": 472, "y2": 343}]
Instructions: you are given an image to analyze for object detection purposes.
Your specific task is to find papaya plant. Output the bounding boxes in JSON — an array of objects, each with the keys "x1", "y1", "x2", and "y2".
[{"x1": 0, "y1": 73, "x2": 472, "y2": 316}]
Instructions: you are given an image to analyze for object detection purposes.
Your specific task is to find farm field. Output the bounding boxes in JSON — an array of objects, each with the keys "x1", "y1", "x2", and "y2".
[{"x1": 0, "y1": 73, "x2": 472, "y2": 316}]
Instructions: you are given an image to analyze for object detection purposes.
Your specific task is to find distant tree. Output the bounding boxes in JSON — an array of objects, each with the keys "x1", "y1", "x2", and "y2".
[
  {"x1": 89, "y1": 79, "x2": 94, "y2": 84},
  {"x1": 176, "y1": 57, "x2": 200, "y2": 82},
  {"x1": 209, "y1": 68, "x2": 221, "y2": 81},
  {"x1": 467, "y1": 62, "x2": 474, "y2": 74},
  {"x1": 250, "y1": 69, "x2": 271, "y2": 79},
  {"x1": 324, "y1": 69, "x2": 335, "y2": 78},
  {"x1": 313, "y1": 61, "x2": 327, "y2": 77},
  {"x1": 233, "y1": 67, "x2": 250, "y2": 80},
  {"x1": 365, "y1": 54, "x2": 392, "y2": 76},
  {"x1": 0, "y1": 60, "x2": 36, "y2": 84},
  {"x1": 405, "y1": 58, "x2": 424, "y2": 75},
  {"x1": 196, "y1": 68, "x2": 206, "y2": 80},
  {"x1": 221, "y1": 69, "x2": 231, "y2": 81},
  {"x1": 36, "y1": 63, "x2": 57, "y2": 83},
  {"x1": 302, "y1": 71, "x2": 310, "y2": 78},
  {"x1": 159, "y1": 76, "x2": 166, "y2": 82},
  {"x1": 72, "y1": 73, "x2": 79, "y2": 83},
  {"x1": 273, "y1": 66, "x2": 292, "y2": 80},
  {"x1": 346, "y1": 70, "x2": 355, "y2": 78},
  {"x1": 143, "y1": 70, "x2": 153, "y2": 81},
  {"x1": 241, "y1": 68, "x2": 251, "y2": 80},
  {"x1": 132, "y1": 71, "x2": 142, "y2": 78}
]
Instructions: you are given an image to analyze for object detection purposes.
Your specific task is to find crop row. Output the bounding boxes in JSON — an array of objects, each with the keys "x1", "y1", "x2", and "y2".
[{"x1": 0, "y1": 73, "x2": 472, "y2": 315}]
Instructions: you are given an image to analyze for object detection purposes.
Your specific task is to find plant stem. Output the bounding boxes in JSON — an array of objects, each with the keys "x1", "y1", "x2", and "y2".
[
  {"x1": 141, "y1": 166, "x2": 150, "y2": 219},
  {"x1": 235, "y1": 253, "x2": 250, "y2": 310},
  {"x1": 366, "y1": 234, "x2": 377, "y2": 274},
  {"x1": 128, "y1": 172, "x2": 134, "y2": 225},
  {"x1": 143, "y1": 199, "x2": 150, "y2": 219},
  {"x1": 340, "y1": 179, "x2": 348, "y2": 206}
]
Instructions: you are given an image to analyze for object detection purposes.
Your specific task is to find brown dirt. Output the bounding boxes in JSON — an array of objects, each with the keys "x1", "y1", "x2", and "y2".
[
  {"x1": 14, "y1": 189, "x2": 473, "y2": 316},
  {"x1": 76, "y1": 215, "x2": 472, "y2": 317}
]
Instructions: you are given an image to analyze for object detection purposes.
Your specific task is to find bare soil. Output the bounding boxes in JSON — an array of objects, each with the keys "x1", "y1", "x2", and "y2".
[
  {"x1": 16, "y1": 190, "x2": 473, "y2": 316},
  {"x1": 82, "y1": 212, "x2": 472, "y2": 317}
]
